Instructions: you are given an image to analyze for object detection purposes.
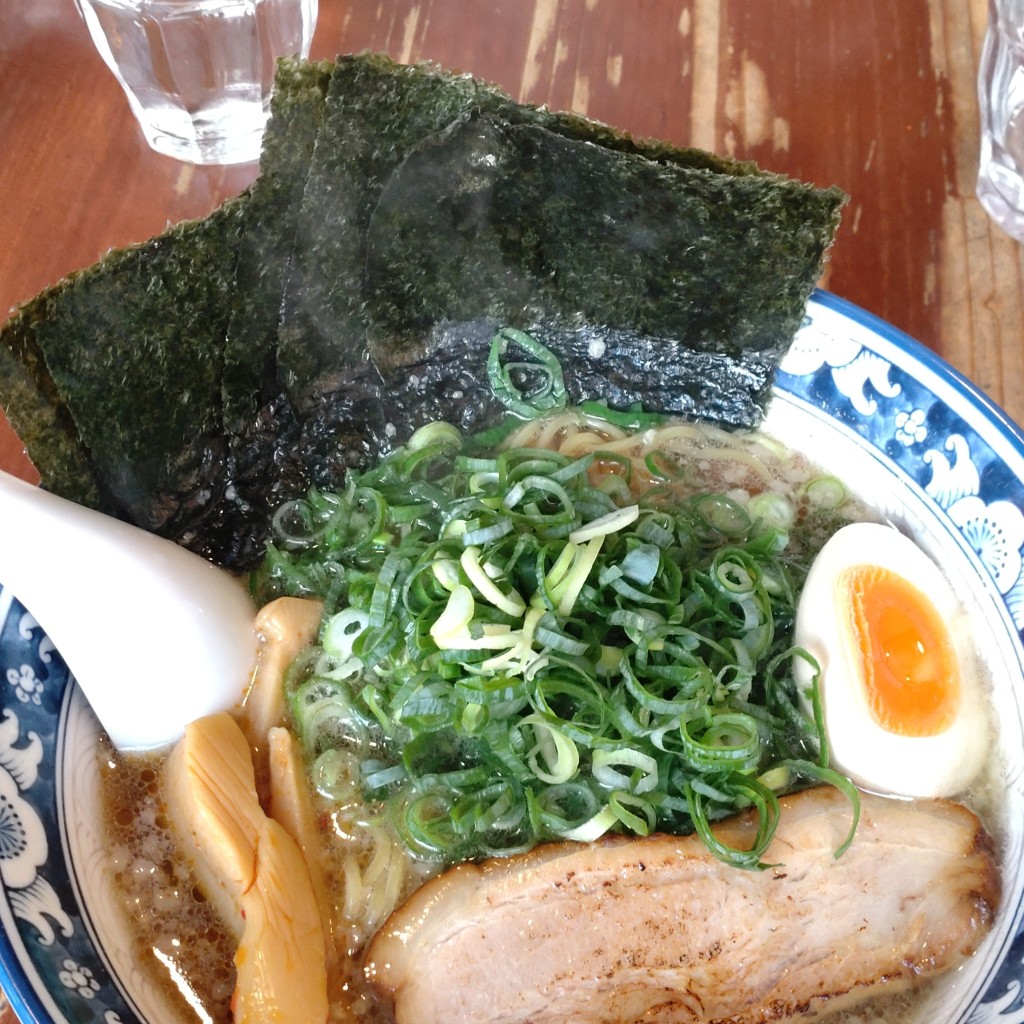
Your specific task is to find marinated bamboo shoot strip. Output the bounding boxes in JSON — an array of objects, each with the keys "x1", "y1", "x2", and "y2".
[
  {"x1": 233, "y1": 816, "x2": 329, "y2": 1024},
  {"x1": 267, "y1": 724, "x2": 370, "y2": 1020},
  {"x1": 164, "y1": 711, "x2": 263, "y2": 935},
  {"x1": 165, "y1": 713, "x2": 329, "y2": 1024},
  {"x1": 240, "y1": 595, "x2": 324, "y2": 796}
]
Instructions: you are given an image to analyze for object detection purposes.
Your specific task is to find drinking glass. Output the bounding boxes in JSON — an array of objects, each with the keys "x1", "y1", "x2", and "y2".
[
  {"x1": 979, "y1": 0, "x2": 1024, "y2": 241},
  {"x1": 73, "y1": 0, "x2": 318, "y2": 166}
]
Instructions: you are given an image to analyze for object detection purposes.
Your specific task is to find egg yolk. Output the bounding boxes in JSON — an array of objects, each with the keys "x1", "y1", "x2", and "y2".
[{"x1": 840, "y1": 565, "x2": 959, "y2": 736}]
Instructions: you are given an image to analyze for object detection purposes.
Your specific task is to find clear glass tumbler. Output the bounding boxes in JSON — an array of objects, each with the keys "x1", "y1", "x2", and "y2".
[
  {"x1": 73, "y1": 0, "x2": 318, "y2": 166},
  {"x1": 979, "y1": 0, "x2": 1024, "y2": 241}
]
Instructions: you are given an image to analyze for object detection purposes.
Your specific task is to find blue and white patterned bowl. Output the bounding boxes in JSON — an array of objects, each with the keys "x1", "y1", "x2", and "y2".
[{"x1": 1, "y1": 289, "x2": 1024, "y2": 1024}]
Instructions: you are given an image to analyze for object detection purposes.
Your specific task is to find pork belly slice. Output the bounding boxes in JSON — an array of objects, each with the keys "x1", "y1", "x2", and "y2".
[{"x1": 365, "y1": 786, "x2": 999, "y2": 1024}]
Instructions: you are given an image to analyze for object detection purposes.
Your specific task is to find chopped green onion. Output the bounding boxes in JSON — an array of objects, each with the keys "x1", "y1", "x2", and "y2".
[
  {"x1": 322, "y1": 608, "x2": 370, "y2": 660},
  {"x1": 487, "y1": 328, "x2": 567, "y2": 418},
  {"x1": 254, "y1": 401, "x2": 850, "y2": 868},
  {"x1": 569, "y1": 504, "x2": 639, "y2": 543},
  {"x1": 644, "y1": 450, "x2": 680, "y2": 480},
  {"x1": 561, "y1": 802, "x2": 618, "y2": 842},
  {"x1": 514, "y1": 715, "x2": 580, "y2": 785},
  {"x1": 592, "y1": 748, "x2": 659, "y2": 794},
  {"x1": 747, "y1": 492, "x2": 795, "y2": 530},
  {"x1": 579, "y1": 400, "x2": 669, "y2": 432},
  {"x1": 801, "y1": 476, "x2": 847, "y2": 510},
  {"x1": 408, "y1": 421, "x2": 463, "y2": 452}
]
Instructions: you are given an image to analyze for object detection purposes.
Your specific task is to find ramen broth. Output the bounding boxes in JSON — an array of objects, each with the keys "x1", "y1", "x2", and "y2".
[{"x1": 97, "y1": 419, "x2": 1004, "y2": 1024}]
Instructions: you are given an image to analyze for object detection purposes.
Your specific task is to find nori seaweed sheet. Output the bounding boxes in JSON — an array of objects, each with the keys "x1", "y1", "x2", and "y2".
[
  {"x1": 222, "y1": 56, "x2": 334, "y2": 434},
  {"x1": 362, "y1": 114, "x2": 840, "y2": 425},
  {"x1": 272, "y1": 317, "x2": 776, "y2": 470},
  {"x1": 277, "y1": 54, "x2": 488, "y2": 401},
  {"x1": 269, "y1": 55, "x2": 841, "y2": 486},
  {"x1": 371, "y1": 320, "x2": 778, "y2": 439},
  {"x1": 0, "y1": 302, "x2": 108, "y2": 508},
  {"x1": 28, "y1": 198, "x2": 245, "y2": 531},
  {"x1": 277, "y1": 52, "x2": 786, "y2": 406},
  {"x1": 0, "y1": 58, "x2": 332, "y2": 564},
  {"x1": 196, "y1": 57, "x2": 337, "y2": 566},
  {"x1": 0, "y1": 52, "x2": 845, "y2": 572}
]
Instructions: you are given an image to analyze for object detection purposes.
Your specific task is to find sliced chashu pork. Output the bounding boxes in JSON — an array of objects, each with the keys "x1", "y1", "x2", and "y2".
[{"x1": 365, "y1": 786, "x2": 999, "y2": 1024}]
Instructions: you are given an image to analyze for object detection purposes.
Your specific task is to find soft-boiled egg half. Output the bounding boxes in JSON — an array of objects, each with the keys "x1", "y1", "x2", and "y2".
[{"x1": 793, "y1": 521, "x2": 988, "y2": 799}]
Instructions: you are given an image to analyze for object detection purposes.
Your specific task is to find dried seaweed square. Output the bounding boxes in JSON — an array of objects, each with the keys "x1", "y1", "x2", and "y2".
[
  {"x1": 365, "y1": 114, "x2": 842, "y2": 375},
  {"x1": 222, "y1": 57, "x2": 335, "y2": 434},
  {"x1": 0, "y1": 303, "x2": 104, "y2": 507},
  {"x1": 29, "y1": 200, "x2": 245, "y2": 529}
]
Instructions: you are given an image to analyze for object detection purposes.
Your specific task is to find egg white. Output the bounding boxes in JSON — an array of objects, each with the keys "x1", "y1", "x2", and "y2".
[{"x1": 794, "y1": 522, "x2": 988, "y2": 799}]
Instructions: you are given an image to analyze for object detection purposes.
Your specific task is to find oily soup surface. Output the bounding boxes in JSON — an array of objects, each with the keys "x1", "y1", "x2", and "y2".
[{"x1": 96, "y1": 421, "x2": 1004, "y2": 1024}]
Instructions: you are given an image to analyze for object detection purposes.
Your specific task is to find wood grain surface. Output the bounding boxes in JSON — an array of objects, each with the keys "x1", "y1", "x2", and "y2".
[{"x1": 0, "y1": 1, "x2": 1016, "y2": 1020}]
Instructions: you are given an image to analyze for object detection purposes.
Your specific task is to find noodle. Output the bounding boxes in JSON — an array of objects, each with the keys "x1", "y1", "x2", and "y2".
[{"x1": 503, "y1": 414, "x2": 795, "y2": 497}]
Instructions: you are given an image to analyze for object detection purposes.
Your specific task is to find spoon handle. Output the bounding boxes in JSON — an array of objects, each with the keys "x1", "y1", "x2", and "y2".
[{"x1": 0, "y1": 471, "x2": 256, "y2": 751}]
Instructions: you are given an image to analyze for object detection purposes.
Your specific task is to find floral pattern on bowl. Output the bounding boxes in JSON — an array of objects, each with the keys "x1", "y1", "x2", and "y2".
[
  {"x1": 0, "y1": 289, "x2": 1022, "y2": 1024},
  {"x1": 0, "y1": 585, "x2": 141, "y2": 1024}
]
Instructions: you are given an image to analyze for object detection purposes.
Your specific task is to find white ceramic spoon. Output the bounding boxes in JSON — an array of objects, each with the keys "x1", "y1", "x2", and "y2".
[{"x1": 0, "y1": 470, "x2": 257, "y2": 751}]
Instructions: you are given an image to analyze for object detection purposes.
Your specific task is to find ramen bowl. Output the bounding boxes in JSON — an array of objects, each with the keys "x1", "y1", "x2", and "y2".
[{"x1": 0, "y1": 289, "x2": 1023, "y2": 1024}]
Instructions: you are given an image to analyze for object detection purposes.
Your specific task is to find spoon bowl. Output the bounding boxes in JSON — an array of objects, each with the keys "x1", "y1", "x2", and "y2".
[{"x1": 0, "y1": 470, "x2": 256, "y2": 750}]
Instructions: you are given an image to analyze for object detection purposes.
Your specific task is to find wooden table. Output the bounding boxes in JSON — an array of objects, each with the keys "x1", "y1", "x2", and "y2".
[{"x1": 0, "y1": 0, "x2": 1012, "y2": 1016}]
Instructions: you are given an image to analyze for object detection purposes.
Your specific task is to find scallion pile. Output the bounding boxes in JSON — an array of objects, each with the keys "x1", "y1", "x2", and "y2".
[{"x1": 251, "y1": 330, "x2": 858, "y2": 869}]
